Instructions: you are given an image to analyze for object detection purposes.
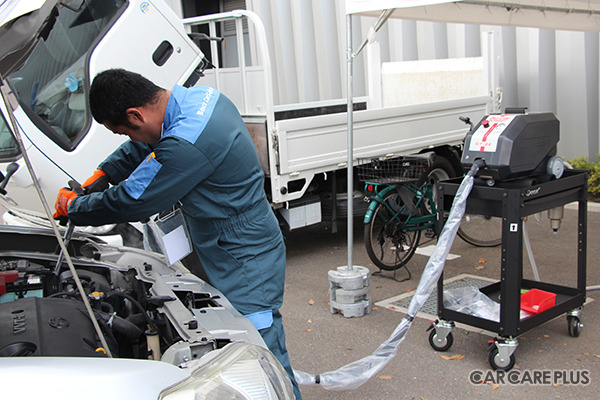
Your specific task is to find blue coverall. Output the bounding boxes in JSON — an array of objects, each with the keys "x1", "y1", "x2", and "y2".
[{"x1": 68, "y1": 85, "x2": 300, "y2": 398}]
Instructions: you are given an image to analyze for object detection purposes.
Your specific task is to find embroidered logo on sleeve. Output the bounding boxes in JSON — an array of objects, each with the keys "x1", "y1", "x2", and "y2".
[
  {"x1": 124, "y1": 153, "x2": 162, "y2": 199},
  {"x1": 196, "y1": 87, "x2": 215, "y2": 116},
  {"x1": 163, "y1": 86, "x2": 221, "y2": 144}
]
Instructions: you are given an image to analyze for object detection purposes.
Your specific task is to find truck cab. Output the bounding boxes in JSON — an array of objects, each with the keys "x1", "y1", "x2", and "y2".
[{"x1": 0, "y1": 0, "x2": 204, "y2": 213}]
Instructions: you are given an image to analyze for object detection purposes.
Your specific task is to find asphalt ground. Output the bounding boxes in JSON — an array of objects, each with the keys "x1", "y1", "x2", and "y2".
[
  {"x1": 1, "y1": 197, "x2": 597, "y2": 399},
  {"x1": 282, "y1": 203, "x2": 600, "y2": 400}
]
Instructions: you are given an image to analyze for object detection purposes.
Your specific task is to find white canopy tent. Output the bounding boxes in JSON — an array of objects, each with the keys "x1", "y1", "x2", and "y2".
[
  {"x1": 346, "y1": 0, "x2": 600, "y2": 31},
  {"x1": 341, "y1": 0, "x2": 600, "y2": 271}
]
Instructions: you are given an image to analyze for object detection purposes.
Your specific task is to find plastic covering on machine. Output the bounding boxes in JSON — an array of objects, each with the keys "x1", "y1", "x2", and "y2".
[
  {"x1": 294, "y1": 161, "x2": 483, "y2": 391},
  {"x1": 443, "y1": 286, "x2": 500, "y2": 322}
]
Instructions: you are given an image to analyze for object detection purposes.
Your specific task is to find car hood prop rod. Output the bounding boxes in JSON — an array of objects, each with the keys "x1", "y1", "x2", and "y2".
[{"x1": 0, "y1": 76, "x2": 113, "y2": 358}]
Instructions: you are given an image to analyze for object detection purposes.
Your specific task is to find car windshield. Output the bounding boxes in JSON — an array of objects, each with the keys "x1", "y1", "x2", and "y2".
[{"x1": 5, "y1": 0, "x2": 125, "y2": 151}]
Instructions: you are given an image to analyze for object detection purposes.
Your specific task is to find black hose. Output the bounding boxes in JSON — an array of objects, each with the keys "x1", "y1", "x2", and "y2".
[
  {"x1": 48, "y1": 291, "x2": 79, "y2": 298},
  {"x1": 126, "y1": 313, "x2": 148, "y2": 327},
  {"x1": 96, "y1": 310, "x2": 143, "y2": 341},
  {"x1": 106, "y1": 291, "x2": 156, "y2": 329},
  {"x1": 468, "y1": 159, "x2": 486, "y2": 177},
  {"x1": 100, "y1": 301, "x2": 115, "y2": 314}
]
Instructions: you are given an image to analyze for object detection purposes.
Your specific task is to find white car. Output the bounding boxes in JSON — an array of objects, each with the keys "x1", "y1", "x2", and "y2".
[{"x1": 0, "y1": 223, "x2": 294, "y2": 399}]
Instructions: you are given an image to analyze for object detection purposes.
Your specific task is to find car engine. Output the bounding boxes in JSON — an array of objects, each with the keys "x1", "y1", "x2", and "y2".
[
  {"x1": 0, "y1": 257, "x2": 168, "y2": 359},
  {"x1": 0, "y1": 228, "x2": 262, "y2": 363}
]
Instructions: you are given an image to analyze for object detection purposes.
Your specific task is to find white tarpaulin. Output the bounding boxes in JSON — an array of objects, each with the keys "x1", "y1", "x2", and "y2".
[{"x1": 346, "y1": 0, "x2": 600, "y2": 32}]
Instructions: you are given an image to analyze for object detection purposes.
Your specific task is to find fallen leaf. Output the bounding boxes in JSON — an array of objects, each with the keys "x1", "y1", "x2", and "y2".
[
  {"x1": 304, "y1": 329, "x2": 312, "y2": 332},
  {"x1": 492, "y1": 385, "x2": 499, "y2": 390},
  {"x1": 544, "y1": 334, "x2": 550, "y2": 338},
  {"x1": 553, "y1": 382, "x2": 564, "y2": 387},
  {"x1": 308, "y1": 299, "x2": 315, "y2": 305},
  {"x1": 376, "y1": 285, "x2": 382, "y2": 289},
  {"x1": 594, "y1": 354, "x2": 600, "y2": 358},
  {"x1": 440, "y1": 355, "x2": 465, "y2": 360},
  {"x1": 478, "y1": 258, "x2": 486, "y2": 263},
  {"x1": 583, "y1": 352, "x2": 590, "y2": 356},
  {"x1": 378, "y1": 375, "x2": 393, "y2": 380},
  {"x1": 475, "y1": 266, "x2": 485, "y2": 270},
  {"x1": 307, "y1": 319, "x2": 312, "y2": 324},
  {"x1": 372, "y1": 307, "x2": 379, "y2": 310}
]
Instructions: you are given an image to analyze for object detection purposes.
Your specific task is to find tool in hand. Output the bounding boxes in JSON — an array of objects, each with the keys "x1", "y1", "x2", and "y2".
[{"x1": 53, "y1": 180, "x2": 84, "y2": 275}]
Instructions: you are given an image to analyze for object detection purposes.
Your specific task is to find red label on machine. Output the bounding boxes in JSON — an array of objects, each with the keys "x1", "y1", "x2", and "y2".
[{"x1": 469, "y1": 115, "x2": 517, "y2": 152}]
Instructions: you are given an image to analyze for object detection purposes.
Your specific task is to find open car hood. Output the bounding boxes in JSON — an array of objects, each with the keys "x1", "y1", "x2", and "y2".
[{"x1": 0, "y1": 0, "x2": 63, "y2": 76}]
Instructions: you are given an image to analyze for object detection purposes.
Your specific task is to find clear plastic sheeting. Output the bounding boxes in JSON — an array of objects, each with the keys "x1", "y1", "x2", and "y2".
[
  {"x1": 294, "y1": 161, "x2": 483, "y2": 390},
  {"x1": 443, "y1": 286, "x2": 500, "y2": 322},
  {"x1": 294, "y1": 317, "x2": 412, "y2": 390}
]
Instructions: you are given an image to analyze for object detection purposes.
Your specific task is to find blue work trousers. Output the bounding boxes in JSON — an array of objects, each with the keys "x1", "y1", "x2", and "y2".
[{"x1": 186, "y1": 200, "x2": 301, "y2": 399}]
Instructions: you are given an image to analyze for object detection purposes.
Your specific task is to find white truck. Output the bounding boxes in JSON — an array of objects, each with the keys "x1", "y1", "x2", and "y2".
[{"x1": 0, "y1": 0, "x2": 497, "y2": 242}]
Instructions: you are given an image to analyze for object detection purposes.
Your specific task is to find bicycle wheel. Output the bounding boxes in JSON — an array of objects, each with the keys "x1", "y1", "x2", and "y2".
[
  {"x1": 457, "y1": 214, "x2": 502, "y2": 247},
  {"x1": 417, "y1": 156, "x2": 455, "y2": 214},
  {"x1": 419, "y1": 155, "x2": 502, "y2": 247},
  {"x1": 364, "y1": 189, "x2": 421, "y2": 271}
]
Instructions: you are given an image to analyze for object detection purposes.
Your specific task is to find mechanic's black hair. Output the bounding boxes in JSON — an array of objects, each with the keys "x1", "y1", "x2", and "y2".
[{"x1": 89, "y1": 68, "x2": 164, "y2": 128}]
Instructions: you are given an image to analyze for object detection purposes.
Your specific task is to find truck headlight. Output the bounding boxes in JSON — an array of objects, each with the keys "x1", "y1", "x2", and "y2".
[{"x1": 159, "y1": 342, "x2": 294, "y2": 400}]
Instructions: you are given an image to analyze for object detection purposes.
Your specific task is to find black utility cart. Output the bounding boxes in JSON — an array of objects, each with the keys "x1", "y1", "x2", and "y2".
[{"x1": 429, "y1": 169, "x2": 588, "y2": 371}]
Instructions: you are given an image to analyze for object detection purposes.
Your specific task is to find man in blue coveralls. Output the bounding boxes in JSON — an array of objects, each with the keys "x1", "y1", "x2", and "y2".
[{"x1": 53, "y1": 68, "x2": 301, "y2": 398}]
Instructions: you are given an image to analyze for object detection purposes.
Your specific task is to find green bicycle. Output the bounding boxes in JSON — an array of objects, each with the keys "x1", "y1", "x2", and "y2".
[{"x1": 359, "y1": 153, "x2": 501, "y2": 275}]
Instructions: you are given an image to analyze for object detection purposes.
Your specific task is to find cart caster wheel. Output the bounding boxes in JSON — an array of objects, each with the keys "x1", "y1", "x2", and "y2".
[
  {"x1": 428, "y1": 329, "x2": 453, "y2": 352},
  {"x1": 567, "y1": 316, "x2": 583, "y2": 337},
  {"x1": 488, "y1": 347, "x2": 515, "y2": 371}
]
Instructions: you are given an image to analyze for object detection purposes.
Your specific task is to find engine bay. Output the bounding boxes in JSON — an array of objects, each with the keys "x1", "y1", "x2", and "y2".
[
  {"x1": 0, "y1": 256, "x2": 164, "y2": 359},
  {"x1": 0, "y1": 227, "x2": 263, "y2": 364}
]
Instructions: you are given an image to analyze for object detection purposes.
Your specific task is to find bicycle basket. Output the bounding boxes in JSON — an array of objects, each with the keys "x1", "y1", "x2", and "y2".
[{"x1": 357, "y1": 156, "x2": 430, "y2": 183}]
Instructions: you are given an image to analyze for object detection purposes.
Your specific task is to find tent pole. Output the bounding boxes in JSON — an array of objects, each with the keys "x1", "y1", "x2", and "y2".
[{"x1": 346, "y1": 13, "x2": 354, "y2": 272}]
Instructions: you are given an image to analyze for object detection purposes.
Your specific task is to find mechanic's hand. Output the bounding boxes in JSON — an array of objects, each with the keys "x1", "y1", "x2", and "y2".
[
  {"x1": 82, "y1": 169, "x2": 110, "y2": 193},
  {"x1": 53, "y1": 187, "x2": 77, "y2": 220}
]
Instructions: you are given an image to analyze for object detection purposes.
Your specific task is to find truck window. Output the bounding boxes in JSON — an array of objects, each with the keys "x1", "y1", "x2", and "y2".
[
  {"x1": 5, "y1": 0, "x2": 126, "y2": 151},
  {"x1": 0, "y1": 111, "x2": 19, "y2": 160}
]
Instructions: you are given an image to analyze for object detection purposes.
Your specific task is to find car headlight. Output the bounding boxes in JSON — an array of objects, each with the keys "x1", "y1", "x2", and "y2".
[{"x1": 159, "y1": 342, "x2": 294, "y2": 400}]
